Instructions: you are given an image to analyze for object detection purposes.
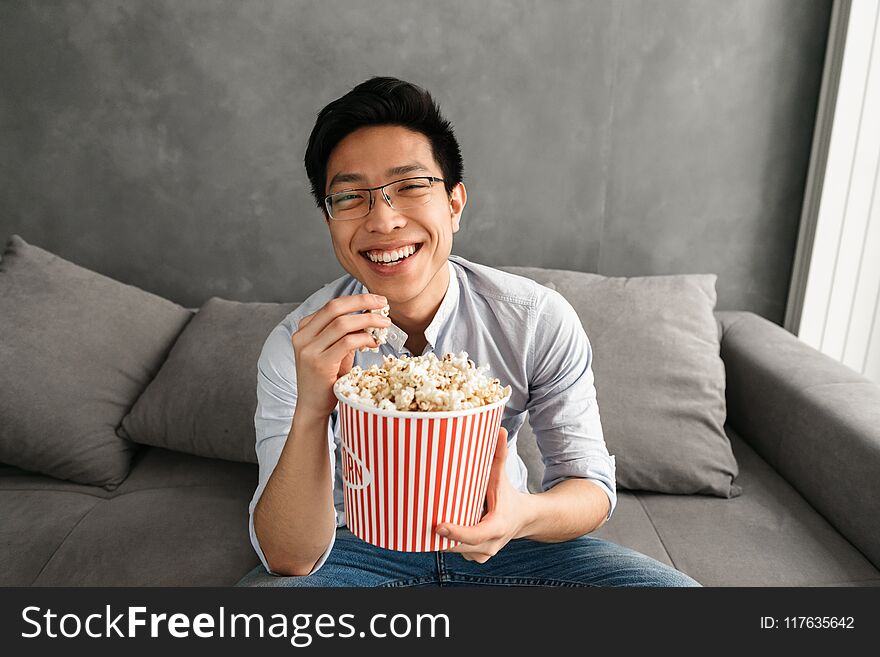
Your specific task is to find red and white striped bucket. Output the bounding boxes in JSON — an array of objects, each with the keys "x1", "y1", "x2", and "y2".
[{"x1": 333, "y1": 390, "x2": 511, "y2": 552}]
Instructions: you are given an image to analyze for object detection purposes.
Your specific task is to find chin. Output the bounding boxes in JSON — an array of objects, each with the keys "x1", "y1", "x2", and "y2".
[{"x1": 370, "y1": 284, "x2": 415, "y2": 303}]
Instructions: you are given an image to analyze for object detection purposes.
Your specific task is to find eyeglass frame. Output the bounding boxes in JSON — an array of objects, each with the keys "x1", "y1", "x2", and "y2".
[{"x1": 323, "y1": 175, "x2": 447, "y2": 221}]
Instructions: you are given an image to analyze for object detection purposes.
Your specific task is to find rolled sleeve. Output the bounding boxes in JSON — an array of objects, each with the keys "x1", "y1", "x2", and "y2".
[
  {"x1": 527, "y1": 290, "x2": 617, "y2": 521},
  {"x1": 248, "y1": 322, "x2": 337, "y2": 575}
]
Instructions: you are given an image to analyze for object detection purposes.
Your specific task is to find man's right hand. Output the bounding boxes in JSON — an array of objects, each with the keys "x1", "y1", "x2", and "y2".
[{"x1": 291, "y1": 293, "x2": 391, "y2": 421}]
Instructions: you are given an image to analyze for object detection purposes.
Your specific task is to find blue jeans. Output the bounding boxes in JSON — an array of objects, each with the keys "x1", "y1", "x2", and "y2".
[{"x1": 235, "y1": 527, "x2": 701, "y2": 587}]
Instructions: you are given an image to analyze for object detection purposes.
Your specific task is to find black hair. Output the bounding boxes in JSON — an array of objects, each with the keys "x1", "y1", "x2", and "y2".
[{"x1": 304, "y1": 77, "x2": 463, "y2": 211}]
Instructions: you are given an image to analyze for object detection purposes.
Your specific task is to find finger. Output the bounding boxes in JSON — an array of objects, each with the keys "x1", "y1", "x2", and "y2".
[
  {"x1": 298, "y1": 312, "x2": 317, "y2": 330},
  {"x1": 457, "y1": 551, "x2": 491, "y2": 564},
  {"x1": 323, "y1": 331, "x2": 384, "y2": 365},
  {"x1": 310, "y1": 311, "x2": 392, "y2": 355},
  {"x1": 443, "y1": 541, "x2": 484, "y2": 554},
  {"x1": 296, "y1": 294, "x2": 387, "y2": 340},
  {"x1": 436, "y1": 521, "x2": 493, "y2": 547}
]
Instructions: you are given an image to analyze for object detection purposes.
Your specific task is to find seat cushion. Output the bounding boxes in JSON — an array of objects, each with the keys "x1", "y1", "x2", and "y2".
[
  {"x1": 3, "y1": 429, "x2": 878, "y2": 586},
  {"x1": 591, "y1": 427, "x2": 880, "y2": 586},
  {"x1": 0, "y1": 448, "x2": 260, "y2": 585},
  {"x1": 0, "y1": 489, "x2": 102, "y2": 586}
]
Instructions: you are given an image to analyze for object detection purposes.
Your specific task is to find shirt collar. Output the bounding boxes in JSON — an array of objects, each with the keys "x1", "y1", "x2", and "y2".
[
  {"x1": 357, "y1": 260, "x2": 459, "y2": 354},
  {"x1": 423, "y1": 260, "x2": 459, "y2": 348}
]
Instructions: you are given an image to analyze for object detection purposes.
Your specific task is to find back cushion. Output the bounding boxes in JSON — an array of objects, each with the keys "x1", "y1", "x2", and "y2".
[
  {"x1": 501, "y1": 266, "x2": 740, "y2": 498},
  {"x1": 0, "y1": 235, "x2": 192, "y2": 488},
  {"x1": 120, "y1": 297, "x2": 299, "y2": 463}
]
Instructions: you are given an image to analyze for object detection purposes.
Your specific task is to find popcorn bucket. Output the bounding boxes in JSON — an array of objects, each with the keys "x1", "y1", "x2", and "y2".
[{"x1": 333, "y1": 389, "x2": 511, "y2": 552}]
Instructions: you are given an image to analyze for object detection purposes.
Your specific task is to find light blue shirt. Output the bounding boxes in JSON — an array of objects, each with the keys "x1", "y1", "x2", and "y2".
[{"x1": 250, "y1": 255, "x2": 617, "y2": 575}]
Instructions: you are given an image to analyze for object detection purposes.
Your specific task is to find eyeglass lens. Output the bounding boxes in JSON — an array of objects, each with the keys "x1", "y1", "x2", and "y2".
[{"x1": 327, "y1": 178, "x2": 436, "y2": 220}]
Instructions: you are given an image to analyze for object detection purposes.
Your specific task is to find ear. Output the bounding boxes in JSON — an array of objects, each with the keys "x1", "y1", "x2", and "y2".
[{"x1": 449, "y1": 182, "x2": 467, "y2": 233}]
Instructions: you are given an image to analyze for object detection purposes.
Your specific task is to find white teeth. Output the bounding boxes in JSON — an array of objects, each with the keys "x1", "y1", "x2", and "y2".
[{"x1": 366, "y1": 244, "x2": 419, "y2": 263}]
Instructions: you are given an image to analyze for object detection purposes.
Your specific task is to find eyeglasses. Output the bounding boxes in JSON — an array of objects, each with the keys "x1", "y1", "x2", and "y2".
[{"x1": 324, "y1": 176, "x2": 446, "y2": 221}]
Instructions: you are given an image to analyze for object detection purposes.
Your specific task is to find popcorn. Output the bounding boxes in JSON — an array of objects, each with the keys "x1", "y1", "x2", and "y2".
[
  {"x1": 335, "y1": 352, "x2": 512, "y2": 412},
  {"x1": 359, "y1": 303, "x2": 390, "y2": 353}
]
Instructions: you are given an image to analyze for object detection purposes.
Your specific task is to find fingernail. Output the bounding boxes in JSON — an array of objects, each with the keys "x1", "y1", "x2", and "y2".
[
  {"x1": 436, "y1": 527, "x2": 449, "y2": 537},
  {"x1": 374, "y1": 295, "x2": 387, "y2": 303}
]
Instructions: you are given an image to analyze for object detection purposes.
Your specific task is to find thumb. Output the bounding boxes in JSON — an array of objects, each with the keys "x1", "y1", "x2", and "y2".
[
  {"x1": 493, "y1": 427, "x2": 509, "y2": 462},
  {"x1": 338, "y1": 351, "x2": 355, "y2": 378},
  {"x1": 484, "y1": 427, "x2": 509, "y2": 510}
]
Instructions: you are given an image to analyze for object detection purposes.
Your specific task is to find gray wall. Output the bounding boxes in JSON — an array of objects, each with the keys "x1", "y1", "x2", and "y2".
[{"x1": 0, "y1": 0, "x2": 831, "y2": 322}]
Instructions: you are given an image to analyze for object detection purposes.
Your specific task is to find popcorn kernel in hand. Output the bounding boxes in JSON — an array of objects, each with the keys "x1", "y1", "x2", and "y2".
[{"x1": 359, "y1": 303, "x2": 390, "y2": 353}]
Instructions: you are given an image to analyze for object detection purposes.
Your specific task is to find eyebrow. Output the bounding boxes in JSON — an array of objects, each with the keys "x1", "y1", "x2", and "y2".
[{"x1": 327, "y1": 163, "x2": 431, "y2": 190}]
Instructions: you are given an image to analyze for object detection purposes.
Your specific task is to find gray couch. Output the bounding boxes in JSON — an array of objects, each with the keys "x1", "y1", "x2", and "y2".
[{"x1": 2, "y1": 246, "x2": 879, "y2": 586}]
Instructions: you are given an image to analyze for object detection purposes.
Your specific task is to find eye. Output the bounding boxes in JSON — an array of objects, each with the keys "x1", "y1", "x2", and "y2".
[
  {"x1": 331, "y1": 191, "x2": 368, "y2": 210},
  {"x1": 394, "y1": 180, "x2": 432, "y2": 196}
]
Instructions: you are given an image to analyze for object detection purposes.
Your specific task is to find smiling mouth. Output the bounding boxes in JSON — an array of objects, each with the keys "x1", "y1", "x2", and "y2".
[{"x1": 360, "y1": 242, "x2": 424, "y2": 266}]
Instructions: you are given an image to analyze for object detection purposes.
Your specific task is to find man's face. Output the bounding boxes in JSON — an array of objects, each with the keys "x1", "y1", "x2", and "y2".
[{"x1": 323, "y1": 125, "x2": 466, "y2": 305}]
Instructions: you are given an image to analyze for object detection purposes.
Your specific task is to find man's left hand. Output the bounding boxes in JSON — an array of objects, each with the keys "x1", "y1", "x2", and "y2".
[{"x1": 435, "y1": 427, "x2": 533, "y2": 563}]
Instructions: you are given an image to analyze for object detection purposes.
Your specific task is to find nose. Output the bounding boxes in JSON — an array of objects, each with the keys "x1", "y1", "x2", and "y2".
[{"x1": 363, "y1": 189, "x2": 407, "y2": 231}]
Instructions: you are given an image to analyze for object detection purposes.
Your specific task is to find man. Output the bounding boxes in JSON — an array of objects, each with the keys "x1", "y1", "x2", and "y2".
[{"x1": 237, "y1": 77, "x2": 700, "y2": 587}]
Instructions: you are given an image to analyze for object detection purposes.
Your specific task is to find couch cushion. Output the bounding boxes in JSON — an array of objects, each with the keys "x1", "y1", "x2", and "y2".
[
  {"x1": 3, "y1": 430, "x2": 877, "y2": 586},
  {"x1": 717, "y1": 311, "x2": 880, "y2": 571},
  {"x1": 120, "y1": 297, "x2": 299, "y2": 463},
  {"x1": 0, "y1": 447, "x2": 259, "y2": 586},
  {"x1": 520, "y1": 409, "x2": 879, "y2": 585},
  {"x1": 591, "y1": 427, "x2": 880, "y2": 586},
  {"x1": 0, "y1": 490, "x2": 102, "y2": 586},
  {"x1": 501, "y1": 267, "x2": 739, "y2": 498},
  {"x1": 32, "y1": 486, "x2": 256, "y2": 586},
  {"x1": 0, "y1": 235, "x2": 193, "y2": 488}
]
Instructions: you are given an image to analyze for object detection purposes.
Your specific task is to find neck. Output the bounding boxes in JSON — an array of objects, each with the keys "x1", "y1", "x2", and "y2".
[{"x1": 388, "y1": 262, "x2": 450, "y2": 341}]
